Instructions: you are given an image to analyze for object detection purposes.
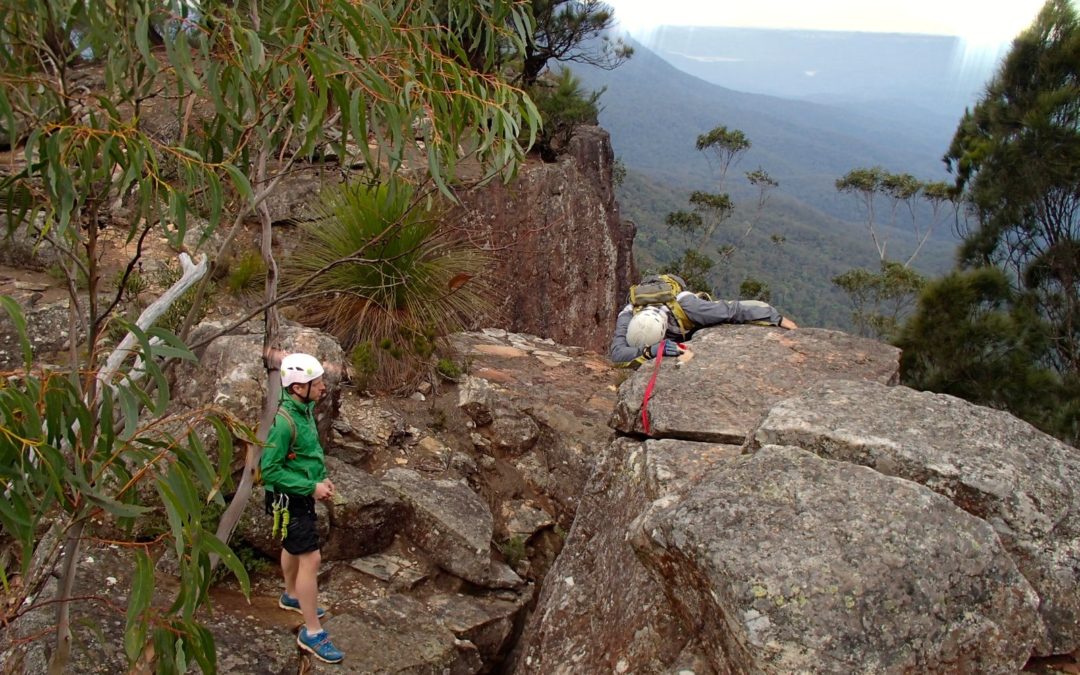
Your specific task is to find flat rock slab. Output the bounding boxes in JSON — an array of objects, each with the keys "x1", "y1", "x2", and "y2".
[
  {"x1": 632, "y1": 445, "x2": 1041, "y2": 674},
  {"x1": 348, "y1": 553, "x2": 428, "y2": 590},
  {"x1": 317, "y1": 595, "x2": 477, "y2": 674},
  {"x1": 611, "y1": 326, "x2": 899, "y2": 443},
  {"x1": 751, "y1": 379, "x2": 1080, "y2": 654}
]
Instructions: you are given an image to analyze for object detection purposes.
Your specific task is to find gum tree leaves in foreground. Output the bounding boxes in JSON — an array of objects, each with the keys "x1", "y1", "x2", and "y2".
[{"x1": 0, "y1": 0, "x2": 540, "y2": 670}]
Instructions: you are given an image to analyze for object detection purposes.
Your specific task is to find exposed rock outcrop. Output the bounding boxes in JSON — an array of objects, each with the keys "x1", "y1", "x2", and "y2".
[
  {"x1": 612, "y1": 325, "x2": 901, "y2": 442},
  {"x1": 453, "y1": 127, "x2": 636, "y2": 353},
  {"x1": 383, "y1": 468, "x2": 522, "y2": 589},
  {"x1": 519, "y1": 324, "x2": 1076, "y2": 674},
  {"x1": 751, "y1": 379, "x2": 1080, "y2": 655},
  {"x1": 633, "y1": 445, "x2": 1039, "y2": 673}
]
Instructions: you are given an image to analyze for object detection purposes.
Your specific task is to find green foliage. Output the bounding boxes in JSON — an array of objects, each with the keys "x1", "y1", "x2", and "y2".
[
  {"x1": 436, "y1": 357, "x2": 463, "y2": 380},
  {"x1": 833, "y1": 261, "x2": 925, "y2": 340},
  {"x1": 835, "y1": 167, "x2": 952, "y2": 265},
  {"x1": 349, "y1": 341, "x2": 378, "y2": 391},
  {"x1": 896, "y1": 268, "x2": 1077, "y2": 444},
  {"x1": 612, "y1": 157, "x2": 627, "y2": 187},
  {"x1": 0, "y1": 300, "x2": 255, "y2": 672},
  {"x1": 520, "y1": 0, "x2": 632, "y2": 85},
  {"x1": 662, "y1": 249, "x2": 713, "y2": 294},
  {"x1": 945, "y1": 0, "x2": 1080, "y2": 376},
  {"x1": 656, "y1": 126, "x2": 784, "y2": 296},
  {"x1": 113, "y1": 268, "x2": 150, "y2": 302},
  {"x1": 225, "y1": 249, "x2": 266, "y2": 297},
  {"x1": 739, "y1": 277, "x2": 771, "y2": 302},
  {"x1": 280, "y1": 179, "x2": 493, "y2": 391},
  {"x1": 211, "y1": 542, "x2": 273, "y2": 586},
  {"x1": 529, "y1": 68, "x2": 602, "y2": 161},
  {"x1": 498, "y1": 535, "x2": 527, "y2": 568},
  {"x1": 0, "y1": 0, "x2": 544, "y2": 669}
]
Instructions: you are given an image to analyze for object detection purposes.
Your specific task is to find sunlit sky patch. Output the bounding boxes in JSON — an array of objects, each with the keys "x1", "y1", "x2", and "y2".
[{"x1": 605, "y1": 0, "x2": 1058, "y2": 89}]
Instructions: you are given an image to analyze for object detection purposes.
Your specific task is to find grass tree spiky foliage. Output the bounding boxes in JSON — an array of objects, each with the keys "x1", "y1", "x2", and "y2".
[{"x1": 281, "y1": 179, "x2": 493, "y2": 391}]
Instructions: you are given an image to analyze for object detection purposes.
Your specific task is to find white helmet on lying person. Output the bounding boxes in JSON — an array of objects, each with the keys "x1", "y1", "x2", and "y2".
[{"x1": 626, "y1": 307, "x2": 667, "y2": 349}]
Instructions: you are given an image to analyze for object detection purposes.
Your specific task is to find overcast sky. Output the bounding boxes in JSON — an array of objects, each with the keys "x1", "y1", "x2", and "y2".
[{"x1": 606, "y1": 0, "x2": 1051, "y2": 49}]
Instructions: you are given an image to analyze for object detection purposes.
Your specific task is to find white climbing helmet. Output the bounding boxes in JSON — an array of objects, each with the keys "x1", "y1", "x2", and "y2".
[
  {"x1": 280, "y1": 352, "x2": 325, "y2": 387},
  {"x1": 626, "y1": 308, "x2": 667, "y2": 349}
]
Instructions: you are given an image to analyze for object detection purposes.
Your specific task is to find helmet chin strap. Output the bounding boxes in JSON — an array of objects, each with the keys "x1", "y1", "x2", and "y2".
[{"x1": 289, "y1": 381, "x2": 315, "y2": 404}]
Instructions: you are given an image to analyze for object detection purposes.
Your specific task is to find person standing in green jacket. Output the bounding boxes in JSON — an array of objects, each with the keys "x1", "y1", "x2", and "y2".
[{"x1": 261, "y1": 352, "x2": 343, "y2": 664}]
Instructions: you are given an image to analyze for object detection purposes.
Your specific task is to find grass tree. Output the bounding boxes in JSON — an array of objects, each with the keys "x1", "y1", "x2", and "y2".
[
  {"x1": 0, "y1": 0, "x2": 539, "y2": 670},
  {"x1": 279, "y1": 178, "x2": 494, "y2": 392}
]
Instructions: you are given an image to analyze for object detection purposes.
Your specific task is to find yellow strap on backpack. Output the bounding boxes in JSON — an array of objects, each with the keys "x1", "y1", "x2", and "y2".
[{"x1": 629, "y1": 274, "x2": 694, "y2": 336}]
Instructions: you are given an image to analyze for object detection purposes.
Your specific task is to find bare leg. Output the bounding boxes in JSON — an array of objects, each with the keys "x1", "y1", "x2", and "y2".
[
  {"x1": 295, "y1": 549, "x2": 323, "y2": 634},
  {"x1": 281, "y1": 549, "x2": 299, "y2": 597}
]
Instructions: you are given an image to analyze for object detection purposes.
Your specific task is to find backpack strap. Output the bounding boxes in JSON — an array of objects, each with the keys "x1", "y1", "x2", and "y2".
[
  {"x1": 276, "y1": 408, "x2": 298, "y2": 454},
  {"x1": 667, "y1": 299, "x2": 693, "y2": 336},
  {"x1": 255, "y1": 407, "x2": 298, "y2": 487}
]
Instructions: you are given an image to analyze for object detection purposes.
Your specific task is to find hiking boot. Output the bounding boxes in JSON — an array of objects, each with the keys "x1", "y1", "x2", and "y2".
[
  {"x1": 278, "y1": 593, "x2": 326, "y2": 619},
  {"x1": 297, "y1": 627, "x2": 344, "y2": 664}
]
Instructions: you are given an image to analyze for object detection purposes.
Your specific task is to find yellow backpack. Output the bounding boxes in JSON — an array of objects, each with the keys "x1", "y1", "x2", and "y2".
[{"x1": 628, "y1": 274, "x2": 694, "y2": 335}]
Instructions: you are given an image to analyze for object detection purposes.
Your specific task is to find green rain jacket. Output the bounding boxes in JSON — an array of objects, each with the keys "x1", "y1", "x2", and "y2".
[{"x1": 260, "y1": 395, "x2": 327, "y2": 496}]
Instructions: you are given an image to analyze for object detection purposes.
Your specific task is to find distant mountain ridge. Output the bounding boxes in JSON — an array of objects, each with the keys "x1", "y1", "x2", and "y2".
[
  {"x1": 574, "y1": 35, "x2": 958, "y2": 221},
  {"x1": 571, "y1": 32, "x2": 975, "y2": 328}
]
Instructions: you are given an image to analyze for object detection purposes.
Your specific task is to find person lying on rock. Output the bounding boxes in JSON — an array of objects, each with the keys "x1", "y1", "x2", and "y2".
[
  {"x1": 609, "y1": 273, "x2": 797, "y2": 368},
  {"x1": 261, "y1": 352, "x2": 344, "y2": 665}
]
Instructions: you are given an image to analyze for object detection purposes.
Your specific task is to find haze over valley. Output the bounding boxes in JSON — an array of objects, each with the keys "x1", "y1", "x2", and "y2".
[{"x1": 574, "y1": 27, "x2": 1005, "y2": 328}]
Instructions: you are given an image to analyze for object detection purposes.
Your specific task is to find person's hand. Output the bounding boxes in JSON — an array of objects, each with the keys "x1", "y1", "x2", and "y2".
[
  {"x1": 645, "y1": 341, "x2": 682, "y2": 358},
  {"x1": 779, "y1": 317, "x2": 798, "y2": 329},
  {"x1": 314, "y1": 480, "x2": 334, "y2": 501}
]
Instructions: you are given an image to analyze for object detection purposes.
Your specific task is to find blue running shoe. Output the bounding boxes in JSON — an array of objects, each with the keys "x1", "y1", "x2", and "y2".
[
  {"x1": 278, "y1": 593, "x2": 326, "y2": 619},
  {"x1": 297, "y1": 627, "x2": 344, "y2": 664}
]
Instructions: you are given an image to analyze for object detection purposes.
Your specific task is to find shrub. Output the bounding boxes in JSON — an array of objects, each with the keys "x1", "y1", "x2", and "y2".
[
  {"x1": 436, "y1": 357, "x2": 463, "y2": 380},
  {"x1": 529, "y1": 68, "x2": 602, "y2": 162},
  {"x1": 225, "y1": 249, "x2": 266, "y2": 297},
  {"x1": 279, "y1": 179, "x2": 493, "y2": 391}
]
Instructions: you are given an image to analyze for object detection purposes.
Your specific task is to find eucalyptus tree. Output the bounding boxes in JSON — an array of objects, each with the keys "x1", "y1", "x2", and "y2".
[
  {"x1": 832, "y1": 168, "x2": 960, "y2": 339},
  {"x1": 662, "y1": 125, "x2": 778, "y2": 294},
  {"x1": 0, "y1": 0, "x2": 539, "y2": 670}
]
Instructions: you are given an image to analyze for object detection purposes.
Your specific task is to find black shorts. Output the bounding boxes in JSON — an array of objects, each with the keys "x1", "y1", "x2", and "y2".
[{"x1": 265, "y1": 491, "x2": 319, "y2": 555}]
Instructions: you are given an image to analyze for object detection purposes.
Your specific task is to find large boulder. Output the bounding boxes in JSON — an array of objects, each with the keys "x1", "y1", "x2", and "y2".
[
  {"x1": 515, "y1": 437, "x2": 742, "y2": 674},
  {"x1": 611, "y1": 326, "x2": 900, "y2": 443},
  {"x1": 172, "y1": 322, "x2": 345, "y2": 453},
  {"x1": 631, "y1": 445, "x2": 1041, "y2": 674},
  {"x1": 382, "y1": 469, "x2": 522, "y2": 589},
  {"x1": 236, "y1": 458, "x2": 403, "y2": 561},
  {"x1": 750, "y1": 379, "x2": 1080, "y2": 654}
]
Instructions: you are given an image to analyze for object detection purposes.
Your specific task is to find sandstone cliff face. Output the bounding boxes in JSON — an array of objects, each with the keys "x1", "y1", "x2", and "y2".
[{"x1": 453, "y1": 126, "x2": 636, "y2": 353}]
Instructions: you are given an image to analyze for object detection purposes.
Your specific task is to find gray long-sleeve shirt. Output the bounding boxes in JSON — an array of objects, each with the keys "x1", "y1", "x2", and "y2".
[{"x1": 608, "y1": 292, "x2": 782, "y2": 365}]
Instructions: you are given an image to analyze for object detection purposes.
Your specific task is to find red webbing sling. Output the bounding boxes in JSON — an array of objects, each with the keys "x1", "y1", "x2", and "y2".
[{"x1": 641, "y1": 339, "x2": 667, "y2": 435}]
